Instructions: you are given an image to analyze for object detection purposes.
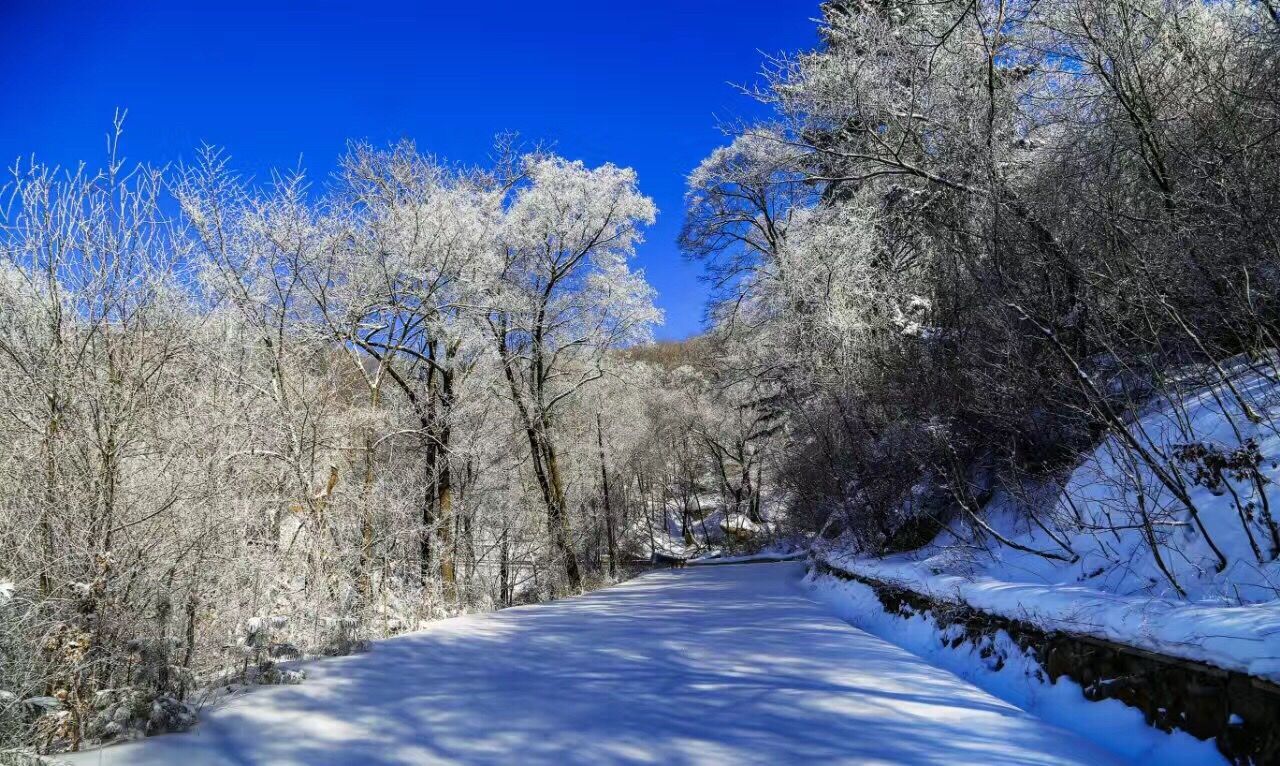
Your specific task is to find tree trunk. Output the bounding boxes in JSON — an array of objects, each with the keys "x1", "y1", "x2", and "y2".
[
  {"x1": 597, "y1": 414, "x2": 618, "y2": 577},
  {"x1": 498, "y1": 528, "x2": 511, "y2": 606},
  {"x1": 179, "y1": 590, "x2": 197, "y2": 700},
  {"x1": 542, "y1": 437, "x2": 581, "y2": 591},
  {"x1": 359, "y1": 384, "x2": 381, "y2": 605},
  {"x1": 438, "y1": 466, "x2": 455, "y2": 594},
  {"x1": 419, "y1": 364, "x2": 440, "y2": 588},
  {"x1": 493, "y1": 325, "x2": 580, "y2": 592},
  {"x1": 436, "y1": 359, "x2": 457, "y2": 596}
]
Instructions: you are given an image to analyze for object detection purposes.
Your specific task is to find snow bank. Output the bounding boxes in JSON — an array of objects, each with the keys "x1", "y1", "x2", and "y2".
[
  {"x1": 815, "y1": 549, "x2": 1280, "y2": 682},
  {"x1": 816, "y1": 359, "x2": 1280, "y2": 681},
  {"x1": 804, "y1": 573, "x2": 1227, "y2": 765},
  {"x1": 689, "y1": 551, "x2": 805, "y2": 565},
  {"x1": 689, "y1": 540, "x2": 806, "y2": 565}
]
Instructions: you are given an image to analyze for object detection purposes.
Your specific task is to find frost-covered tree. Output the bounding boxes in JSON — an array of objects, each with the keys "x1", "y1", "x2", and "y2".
[
  {"x1": 316, "y1": 141, "x2": 501, "y2": 597},
  {"x1": 0, "y1": 130, "x2": 682, "y2": 754},
  {"x1": 488, "y1": 155, "x2": 659, "y2": 592},
  {"x1": 685, "y1": 0, "x2": 1280, "y2": 572}
]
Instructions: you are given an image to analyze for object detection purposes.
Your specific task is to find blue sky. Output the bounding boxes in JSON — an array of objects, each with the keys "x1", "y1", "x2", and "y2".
[{"x1": 0, "y1": 1, "x2": 822, "y2": 339}]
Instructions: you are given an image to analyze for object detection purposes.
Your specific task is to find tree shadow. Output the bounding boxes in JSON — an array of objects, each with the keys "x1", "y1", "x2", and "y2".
[{"x1": 68, "y1": 563, "x2": 1124, "y2": 765}]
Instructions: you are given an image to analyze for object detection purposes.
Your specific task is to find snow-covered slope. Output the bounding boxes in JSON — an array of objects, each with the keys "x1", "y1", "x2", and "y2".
[
  {"x1": 817, "y1": 361, "x2": 1280, "y2": 680},
  {"x1": 816, "y1": 549, "x2": 1280, "y2": 681}
]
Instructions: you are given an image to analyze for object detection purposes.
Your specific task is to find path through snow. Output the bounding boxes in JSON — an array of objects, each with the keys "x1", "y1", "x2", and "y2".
[{"x1": 69, "y1": 563, "x2": 1125, "y2": 765}]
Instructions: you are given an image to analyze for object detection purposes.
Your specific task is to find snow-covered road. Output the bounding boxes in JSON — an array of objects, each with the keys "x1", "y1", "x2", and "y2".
[{"x1": 68, "y1": 563, "x2": 1124, "y2": 765}]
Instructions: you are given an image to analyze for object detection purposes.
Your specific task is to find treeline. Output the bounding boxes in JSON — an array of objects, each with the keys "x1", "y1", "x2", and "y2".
[
  {"x1": 684, "y1": 0, "x2": 1280, "y2": 568},
  {"x1": 0, "y1": 128, "x2": 771, "y2": 754}
]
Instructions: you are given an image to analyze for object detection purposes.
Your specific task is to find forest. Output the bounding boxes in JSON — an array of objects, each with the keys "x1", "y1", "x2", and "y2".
[{"x1": 2, "y1": 0, "x2": 1279, "y2": 759}]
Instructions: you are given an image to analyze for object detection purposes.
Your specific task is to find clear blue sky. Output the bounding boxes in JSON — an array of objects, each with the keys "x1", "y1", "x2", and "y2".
[{"x1": 0, "y1": 1, "x2": 822, "y2": 340}]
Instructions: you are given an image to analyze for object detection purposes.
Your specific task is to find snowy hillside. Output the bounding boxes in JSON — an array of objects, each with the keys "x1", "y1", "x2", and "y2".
[{"x1": 815, "y1": 361, "x2": 1280, "y2": 680}]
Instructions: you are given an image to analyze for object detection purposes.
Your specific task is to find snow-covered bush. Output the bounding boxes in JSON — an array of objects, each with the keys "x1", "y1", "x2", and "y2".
[
  {"x1": 229, "y1": 616, "x2": 308, "y2": 685},
  {"x1": 84, "y1": 689, "x2": 196, "y2": 743},
  {"x1": 317, "y1": 617, "x2": 371, "y2": 658},
  {"x1": 0, "y1": 749, "x2": 71, "y2": 766}
]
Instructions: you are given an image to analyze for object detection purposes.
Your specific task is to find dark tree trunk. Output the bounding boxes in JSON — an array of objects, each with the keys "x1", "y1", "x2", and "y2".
[{"x1": 597, "y1": 413, "x2": 618, "y2": 577}]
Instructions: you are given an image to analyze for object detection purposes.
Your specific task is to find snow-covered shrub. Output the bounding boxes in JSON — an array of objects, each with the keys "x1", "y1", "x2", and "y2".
[
  {"x1": 84, "y1": 689, "x2": 196, "y2": 743},
  {"x1": 267, "y1": 642, "x2": 301, "y2": 661},
  {"x1": 719, "y1": 514, "x2": 761, "y2": 545},
  {"x1": 319, "y1": 617, "x2": 371, "y2": 657},
  {"x1": 122, "y1": 637, "x2": 188, "y2": 694},
  {"x1": 228, "y1": 616, "x2": 308, "y2": 685},
  {"x1": 239, "y1": 662, "x2": 305, "y2": 687},
  {"x1": 0, "y1": 749, "x2": 71, "y2": 766}
]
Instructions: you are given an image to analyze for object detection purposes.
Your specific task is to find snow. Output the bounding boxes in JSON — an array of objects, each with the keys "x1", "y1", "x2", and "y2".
[
  {"x1": 719, "y1": 513, "x2": 762, "y2": 536},
  {"x1": 689, "y1": 540, "x2": 806, "y2": 565},
  {"x1": 68, "y1": 563, "x2": 1122, "y2": 765},
  {"x1": 805, "y1": 572, "x2": 1227, "y2": 765},
  {"x1": 689, "y1": 551, "x2": 805, "y2": 565},
  {"x1": 816, "y1": 361, "x2": 1280, "y2": 681},
  {"x1": 1034, "y1": 362, "x2": 1280, "y2": 602},
  {"x1": 816, "y1": 548, "x2": 1280, "y2": 682}
]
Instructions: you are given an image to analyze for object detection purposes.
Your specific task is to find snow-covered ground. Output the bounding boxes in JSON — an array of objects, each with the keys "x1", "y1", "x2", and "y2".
[
  {"x1": 816, "y1": 361, "x2": 1280, "y2": 681},
  {"x1": 688, "y1": 541, "x2": 805, "y2": 565},
  {"x1": 813, "y1": 548, "x2": 1280, "y2": 682},
  {"x1": 689, "y1": 550, "x2": 805, "y2": 565},
  {"x1": 805, "y1": 572, "x2": 1226, "y2": 765},
  {"x1": 67, "y1": 563, "x2": 1122, "y2": 765}
]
